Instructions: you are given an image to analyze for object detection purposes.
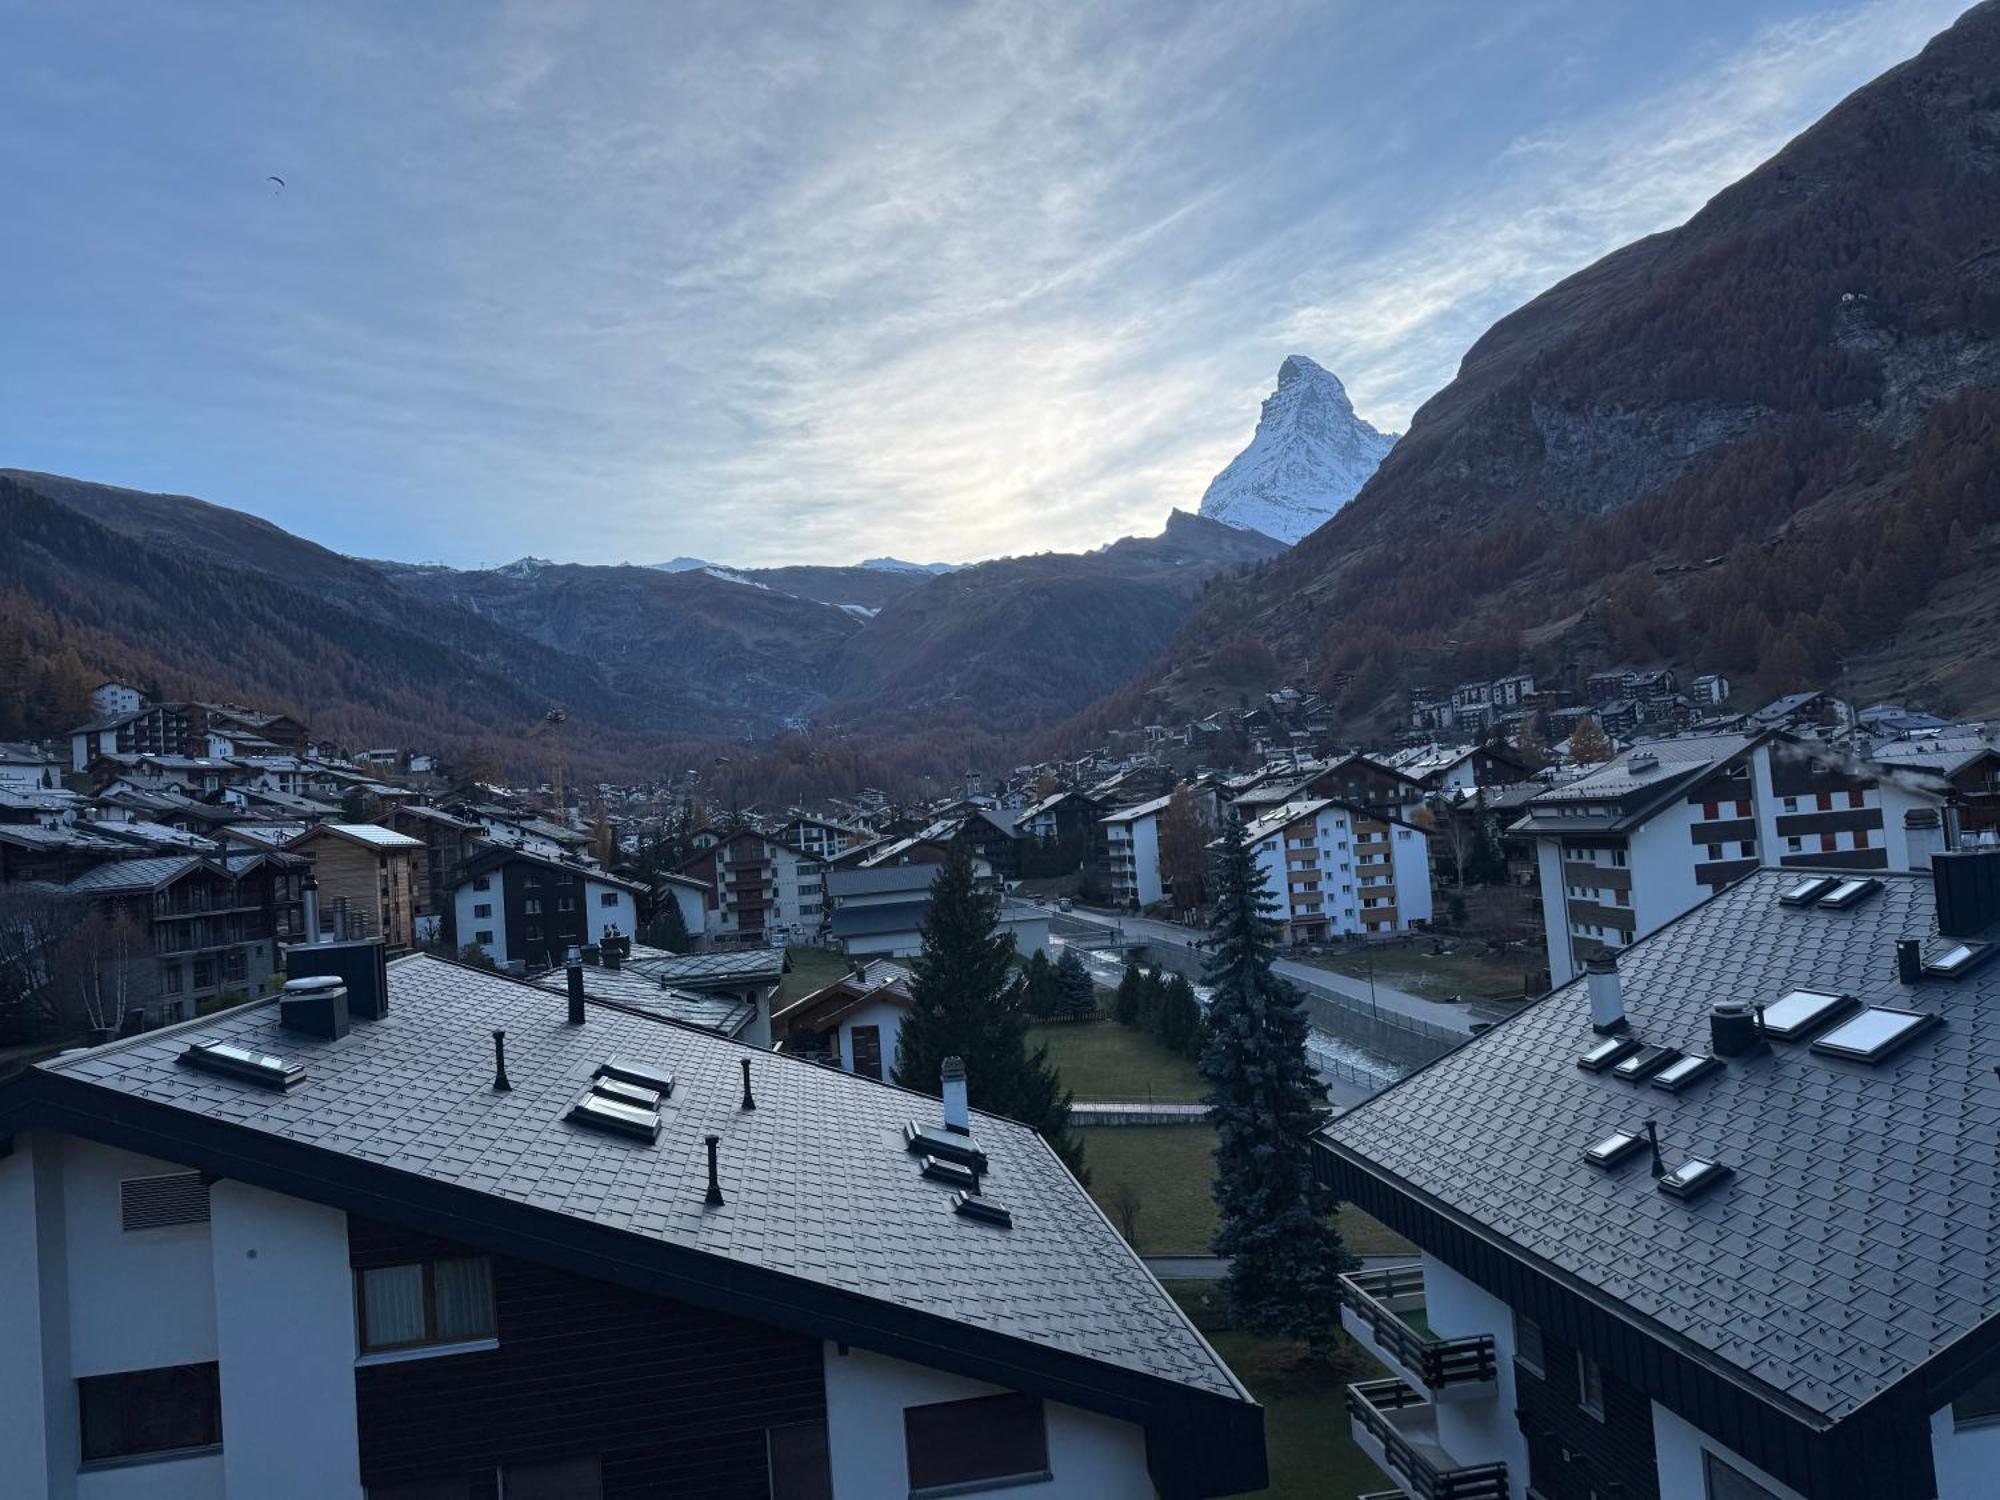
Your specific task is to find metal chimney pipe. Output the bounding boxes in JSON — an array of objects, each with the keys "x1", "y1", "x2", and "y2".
[
  {"x1": 1896, "y1": 938, "x2": 1924, "y2": 986},
  {"x1": 1644, "y1": 1119, "x2": 1665, "y2": 1179},
  {"x1": 300, "y1": 874, "x2": 320, "y2": 945},
  {"x1": 565, "y1": 946, "x2": 585, "y2": 1025},
  {"x1": 942, "y1": 1055, "x2": 970, "y2": 1135},
  {"x1": 705, "y1": 1134, "x2": 724, "y2": 1206},
  {"x1": 492, "y1": 1029, "x2": 511, "y2": 1091},
  {"x1": 1585, "y1": 952, "x2": 1627, "y2": 1034},
  {"x1": 739, "y1": 1057, "x2": 756, "y2": 1111}
]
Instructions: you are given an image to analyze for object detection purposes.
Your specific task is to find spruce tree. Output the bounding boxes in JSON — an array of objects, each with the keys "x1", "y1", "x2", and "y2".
[
  {"x1": 1139, "y1": 966, "x2": 1167, "y2": 1033},
  {"x1": 1200, "y1": 813, "x2": 1351, "y2": 1354},
  {"x1": 1114, "y1": 961, "x2": 1145, "y2": 1026},
  {"x1": 1022, "y1": 950, "x2": 1061, "y2": 1020},
  {"x1": 895, "y1": 849, "x2": 1085, "y2": 1177},
  {"x1": 1055, "y1": 947, "x2": 1097, "y2": 1020},
  {"x1": 644, "y1": 898, "x2": 694, "y2": 955}
]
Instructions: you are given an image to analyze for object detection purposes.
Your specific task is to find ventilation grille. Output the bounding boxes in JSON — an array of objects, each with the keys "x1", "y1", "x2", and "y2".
[{"x1": 121, "y1": 1173, "x2": 210, "y2": 1232}]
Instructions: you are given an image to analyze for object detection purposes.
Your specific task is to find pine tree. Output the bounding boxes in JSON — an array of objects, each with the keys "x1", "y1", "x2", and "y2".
[
  {"x1": 1022, "y1": 950, "x2": 1061, "y2": 1020},
  {"x1": 1114, "y1": 961, "x2": 1145, "y2": 1026},
  {"x1": 1162, "y1": 973, "x2": 1203, "y2": 1059},
  {"x1": 1139, "y1": 966, "x2": 1167, "y2": 1033},
  {"x1": 1200, "y1": 813, "x2": 1351, "y2": 1354},
  {"x1": 644, "y1": 898, "x2": 694, "y2": 955},
  {"x1": 895, "y1": 849, "x2": 1085, "y2": 1177},
  {"x1": 1054, "y1": 947, "x2": 1097, "y2": 1021}
]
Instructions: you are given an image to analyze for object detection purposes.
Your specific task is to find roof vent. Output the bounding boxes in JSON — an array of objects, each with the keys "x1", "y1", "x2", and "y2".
[
  {"x1": 1758, "y1": 989, "x2": 1859, "y2": 1042},
  {"x1": 921, "y1": 1155, "x2": 980, "y2": 1191},
  {"x1": 1709, "y1": 1003, "x2": 1765, "y2": 1059},
  {"x1": 905, "y1": 1121, "x2": 989, "y2": 1173},
  {"x1": 1657, "y1": 1158, "x2": 1733, "y2": 1201},
  {"x1": 1651, "y1": 1053, "x2": 1722, "y2": 1093},
  {"x1": 1583, "y1": 1129, "x2": 1647, "y2": 1168},
  {"x1": 1612, "y1": 1045, "x2": 1680, "y2": 1082},
  {"x1": 179, "y1": 1039, "x2": 306, "y2": 1091},
  {"x1": 279, "y1": 975, "x2": 349, "y2": 1040},
  {"x1": 491, "y1": 1029, "x2": 511, "y2": 1092},
  {"x1": 1810, "y1": 1006, "x2": 1940, "y2": 1064},
  {"x1": 1924, "y1": 941, "x2": 1995, "y2": 981},
  {"x1": 1817, "y1": 877, "x2": 1882, "y2": 911},
  {"x1": 952, "y1": 1192, "x2": 1012, "y2": 1228},
  {"x1": 705, "y1": 1133, "x2": 724, "y2": 1206},
  {"x1": 1627, "y1": 751, "x2": 1659, "y2": 774}
]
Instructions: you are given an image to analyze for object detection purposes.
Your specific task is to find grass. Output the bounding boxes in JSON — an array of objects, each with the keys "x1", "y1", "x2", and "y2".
[
  {"x1": 1163, "y1": 1281, "x2": 1393, "y2": 1499},
  {"x1": 1077, "y1": 1123, "x2": 1413, "y2": 1258},
  {"x1": 773, "y1": 945, "x2": 849, "y2": 1007},
  {"x1": 1300, "y1": 943, "x2": 1538, "y2": 1002},
  {"x1": 1029, "y1": 1015, "x2": 1206, "y2": 1102}
]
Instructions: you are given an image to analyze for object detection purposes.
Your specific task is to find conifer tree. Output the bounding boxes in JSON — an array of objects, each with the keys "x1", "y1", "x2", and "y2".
[
  {"x1": 1200, "y1": 813, "x2": 1351, "y2": 1354},
  {"x1": 1139, "y1": 965, "x2": 1167, "y2": 1033},
  {"x1": 1054, "y1": 947, "x2": 1097, "y2": 1020},
  {"x1": 895, "y1": 849, "x2": 1085, "y2": 1177},
  {"x1": 1022, "y1": 950, "x2": 1061, "y2": 1020},
  {"x1": 643, "y1": 898, "x2": 694, "y2": 955},
  {"x1": 1114, "y1": 961, "x2": 1145, "y2": 1026}
]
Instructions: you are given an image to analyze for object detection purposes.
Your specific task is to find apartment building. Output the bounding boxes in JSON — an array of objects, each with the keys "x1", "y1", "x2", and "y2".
[
  {"x1": 775, "y1": 815, "x2": 868, "y2": 863},
  {"x1": 1242, "y1": 799, "x2": 1434, "y2": 943},
  {"x1": 288, "y1": 823, "x2": 425, "y2": 953},
  {"x1": 0, "y1": 950, "x2": 1264, "y2": 1499},
  {"x1": 1516, "y1": 732, "x2": 1945, "y2": 985},
  {"x1": 676, "y1": 831, "x2": 825, "y2": 946},
  {"x1": 1318, "y1": 850, "x2": 2000, "y2": 1500},
  {"x1": 446, "y1": 848, "x2": 645, "y2": 971},
  {"x1": 1100, "y1": 795, "x2": 1169, "y2": 909}
]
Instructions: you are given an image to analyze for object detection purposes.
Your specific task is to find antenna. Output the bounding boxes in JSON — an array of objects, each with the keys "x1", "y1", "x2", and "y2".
[{"x1": 1644, "y1": 1119, "x2": 1666, "y2": 1179}]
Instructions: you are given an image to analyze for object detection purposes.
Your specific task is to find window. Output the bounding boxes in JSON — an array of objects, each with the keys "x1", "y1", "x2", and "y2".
[
  {"x1": 192, "y1": 958, "x2": 214, "y2": 991},
  {"x1": 525, "y1": 898, "x2": 542, "y2": 915},
  {"x1": 223, "y1": 950, "x2": 246, "y2": 984},
  {"x1": 525, "y1": 925, "x2": 542, "y2": 943},
  {"x1": 599, "y1": 891, "x2": 618, "y2": 908},
  {"x1": 1576, "y1": 1351, "x2": 1605, "y2": 1420},
  {"x1": 1786, "y1": 836, "x2": 1803, "y2": 854},
  {"x1": 472, "y1": 876, "x2": 490, "y2": 892},
  {"x1": 768, "y1": 1420, "x2": 834, "y2": 1500},
  {"x1": 1707, "y1": 843, "x2": 1723, "y2": 860},
  {"x1": 524, "y1": 872, "x2": 542, "y2": 887},
  {"x1": 1703, "y1": 1450, "x2": 1783, "y2": 1500},
  {"x1": 473, "y1": 903, "x2": 492, "y2": 919},
  {"x1": 161, "y1": 963, "x2": 182, "y2": 995},
  {"x1": 474, "y1": 930, "x2": 494, "y2": 946},
  {"x1": 558, "y1": 897, "x2": 575, "y2": 913},
  {"x1": 850, "y1": 1024, "x2": 883, "y2": 1080},
  {"x1": 1739, "y1": 841, "x2": 1755, "y2": 858},
  {"x1": 78, "y1": 1362, "x2": 221, "y2": 1464},
  {"x1": 355, "y1": 1256, "x2": 495, "y2": 1354},
  {"x1": 1849, "y1": 789, "x2": 1866, "y2": 809},
  {"x1": 904, "y1": 1393, "x2": 1049, "y2": 1495},
  {"x1": 1515, "y1": 1313, "x2": 1545, "y2": 1375},
  {"x1": 1783, "y1": 797, "x2": 1798, "y2": 813}
]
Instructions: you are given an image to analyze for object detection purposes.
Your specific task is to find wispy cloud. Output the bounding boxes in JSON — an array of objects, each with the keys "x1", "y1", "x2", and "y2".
[{"x1": 0, "y1": 0, "x2": 1967, "y2": 567}]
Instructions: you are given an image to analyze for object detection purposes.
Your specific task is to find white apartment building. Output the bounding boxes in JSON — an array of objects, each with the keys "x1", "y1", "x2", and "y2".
[
  {"x1": 1100, "y1": 795, "x2": 1169, "y2": 909},
  {"x1": 1243, "y1": 798, "x2": 1434, "y2": 943}
]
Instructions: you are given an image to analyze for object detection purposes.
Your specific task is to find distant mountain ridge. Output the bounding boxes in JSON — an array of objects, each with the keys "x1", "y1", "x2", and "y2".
[{"x1": 1197, "y1": 355, "x2": 1397, "y2": 544}]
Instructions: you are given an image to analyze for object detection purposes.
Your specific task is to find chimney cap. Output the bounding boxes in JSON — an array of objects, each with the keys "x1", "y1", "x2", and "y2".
[
  {"x1": 283, "y1": 974, "x2": 344, "y2": 995},
  {"x1": 1584, "y1": 952, "x2": 1618, "y2": 975},
  {"x1": 941, "y1": 1055, "x2": 967, "y2": 1081}
]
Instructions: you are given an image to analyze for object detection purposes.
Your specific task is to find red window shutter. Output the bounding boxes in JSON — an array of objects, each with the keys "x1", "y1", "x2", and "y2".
[{"x1": 1822, "y1": 833, "x2": 1837, "y2": 852}]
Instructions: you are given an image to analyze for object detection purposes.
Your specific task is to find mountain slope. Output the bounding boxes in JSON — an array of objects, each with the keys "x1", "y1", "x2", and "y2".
[
  {"x1": 825, "y1": 510, "x2": 1284, "y2": 733},
  {"x1": 1147, "y1": 2, "x2": 2000, "y2": 724},
  {"x1": 1197, "y1": 356, "x2": 1396, "y2": 544}
]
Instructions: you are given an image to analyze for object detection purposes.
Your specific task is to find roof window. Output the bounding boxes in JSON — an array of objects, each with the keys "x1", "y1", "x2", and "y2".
[
  {"x1": 1612, "y1": 1046, "x2": 1681, "y2": 1082},
  {"x1": 920, "y1": 1155, "x2": 980, "y2": 1191},
  {"x1": 952, "y1": 1192, "x2": 1012, "y2": 1228},
  {"x1": 1758, "y1": 989, "x2": 1858, "y2": 1042},
  {"x1": 178, "y1": 1039, "x2": 306, "y2": 1091},
  {"x1": 905, "y1": 1121, "x2": 989, "y2": 1173},
  {"x1": 590, "y1": 1076, "x2": 663, "y2": 1111},
  {"x1": 1650, "y1": 1054, "x2": 1722, "y2": 1093},
  {"x1": 1817, "y1": 877, "x2": 1882, "y2": 910},
  {"x1": 597, "y1": 1057, "x2": 674, "y2": 1096},
  {"x1": 565, "y1": 1091, "x2": 660, "y2": 1143},
  {"x1": 1778, "y1": 875, "x2": 1840, "y2": 908},
  {"x1": 1583, "y1": 1129, "x2": 1647, "y2": 1168},
  {"x1": 1925, "y1": 942, "x2": 1994, "y2": 980},
  {"x1": 1810, "y1": 1006, "x2": 1940, "y2": 1064},
  {"x1": 1577, "y1": 1036, "x2": 1641, "y2": 1073},
  {"x1": 1657, "y1": 1158, "x2": 1733, "y2": 1201}
]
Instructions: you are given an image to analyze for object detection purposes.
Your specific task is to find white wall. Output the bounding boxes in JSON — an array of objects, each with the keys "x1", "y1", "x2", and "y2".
[
  {"x1": 1629, "y1": 807, "x2": 1704, "y2": 941},
  {"x1": 1131, "y1": 815, "x2": 1164, "y2": 908},
  {"x1": 821, "y1": 1344, "x2": 1154, "y2": 1500},
  {"x1": 65, "y1": 1143, "x2": 219, "y2": 1377},
  {"x1": 1420, "y1": 1255, "x2": 1529, "y2": 1500},
  {"x1": 0, "y1": 1133, "x2": 62, "y2": 1500},
  {"x1": 662, "y1": 882, "x2": 706, "y2": 940},
  {"x1": 1931, "y1": 1403, "x2": 2000, "y2": 1498},
  {"x1": 455, "y1": 878, "x2": 507, "y2": 958},
  {"x1": 836, "y1": 996, "x2": 906, "y2": 1081},
  {"x1": 583, "y1": 880, "x2": 637, "y2": 947},
  {"x1": 76, "y1": 1451, "x2": 225, "y2": 1500},
  {"x1": 1652, "y1": 1400, "x2": 1807, "y2": 1500},
  {"x1": 209, "y1": 1182, "x2": 362, "y2": 1499},
  {"x1": 1535, "y1": 838, "x2": 1572, "y2": 985},
  {"x1": 1391, "y1": 822, "x2": 1434, "y2": 927}
]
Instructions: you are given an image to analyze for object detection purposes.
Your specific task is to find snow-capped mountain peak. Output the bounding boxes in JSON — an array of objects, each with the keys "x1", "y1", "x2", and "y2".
[{"x1": 1197, "y1": 355, "x2": 1397, "y2": 545}]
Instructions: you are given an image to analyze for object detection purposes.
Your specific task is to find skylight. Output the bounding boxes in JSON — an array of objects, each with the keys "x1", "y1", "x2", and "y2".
[
  {"x1": 1657, "y1": 1159, "x2": 1733, "y2": 1201},
  {"x1": 1778, "y1": 876, "x2": 1840, "y2": 908},
  {"x1": 905, "y1": 1121, "x2": 988, "y2": 1173},
  {"x1": 596, "y1": 1058, "x2": 674, "y2": 1096},
  {"x1": 1925, "y1": 942, "x2": 1995, "y2": 980},
  {"x1": 1650, "y1": 1054, "x2": 1722, "y2": 1093},
  {"x1": 566, "y1": 1092, "x2": 660, "y2": 1143},
  {"x1": 921, "y1": 1155, "x2": 980, "y2": 1191},
  {"x1": 1577, "y1": 1036, "x2": 1642, "y2": 1073},
  {"x1": 590, "y1": 1077, "x2": 662, "y2": 1111},
  {"x1": 1816, "y1": 877, "x2": 1882, "y2": 910},
  {"x1": 952, "y1": 1192, "x2": 1012, "y2": 1228},
  {"x1": 178, "y1": 1040, "x2": 306, "y2": 1091},
  {"x1": 1583, "y1": 1129, "x2": 1646, "y2": 1168},
  {"x1": 1758, "y1": 989, "x2": 1857, "y2": 1041},
  {"x1": 1612, "y1": 1046, "x2": 1680, "y2": 1082},
  {"x1": 1810, "y1": 1007, "x2": 1939, "y2": 1064}
]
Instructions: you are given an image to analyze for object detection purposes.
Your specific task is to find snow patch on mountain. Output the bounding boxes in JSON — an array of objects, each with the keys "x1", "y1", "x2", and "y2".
[
  {"x1": 652, "y1": 556, "x2": 710, "y2": 572},
  {"x1": 493, "y1": 556, "x2": 556, "y2": 578},
  {"x1": 1198, "y1": 355, "x2": 1397, "y2": 545},
  {"x1": 860, "y1": 557, "x2": 957, "y2": 574}
]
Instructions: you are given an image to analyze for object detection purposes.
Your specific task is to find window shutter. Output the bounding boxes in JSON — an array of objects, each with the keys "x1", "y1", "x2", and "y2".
[{"x1": 121, "y1": 1173, "x2": 210, "y2": 1231}]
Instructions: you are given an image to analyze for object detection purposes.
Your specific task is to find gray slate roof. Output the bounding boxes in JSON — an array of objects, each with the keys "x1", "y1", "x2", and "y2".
[
  {"x1": 1321, "y1": 868, "x2": 2000, "y2": 1425},
  {"x1": 38, "y1": 955, "x2": 1240, "y2": 1399},
  {"x1": 623, "y1": 948, "x2": 789, "y2": 986},
  {"x1": 531, "y1": 966, "x2": 753, "y2": 1036}
]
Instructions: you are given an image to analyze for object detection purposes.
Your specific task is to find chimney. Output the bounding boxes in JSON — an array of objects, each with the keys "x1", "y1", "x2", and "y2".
[
  {"x1": 704, "y1": 1134, "x2": 724, "y2": 1206},
  {"x1": 603, "y1": 941, "x2": 622, "y2": 973},
  {"x1": 1934, "y1": 843, "x2": 2000, "y2": 939},
  {"x1": 284, "y1": 937, "x2": 388, "y2": 1022},
  {"x1": 739, "y1": 1057, "x2": 756, "y2": 1111},
  {"x1": 300, "y1": 874, "x2": 320, "y2": 945},
  {"x1": 1710, "y1": 1001, "x2": 1765, "y2": 1059},
  {"x1": 1584, "y1": 952, "x2": 1626, "y2": 1034},
  {"x1": 1904, "y1": 808, "x2": 1945, "y2": 871},
  {"x1": 1896, "y1": 938, "x2": 1924, "y2": 986},
  {"x1": 491, "y1": 1029, "x2": 512, "y2": 1091},
  {"x1": 941, "y1": 1056, "x2": 970, "y2": 1135},
  {"x1": 280, "y1": 975, "x2": 350, "y2": 1040},
  {"x1": 566, "y1": 946, "x2": 586, "y2": 1025}
]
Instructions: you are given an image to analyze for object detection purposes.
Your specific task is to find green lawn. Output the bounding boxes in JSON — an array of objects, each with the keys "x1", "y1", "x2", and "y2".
[
  {"x1": 1300, "y1": 944, "x2": 1537, "y2": 1002},
  {"x1": 774, "y1": 945, "x2": 849, "y2": 1007},
  {"x1": 1030, "y1": 1016, "x2": 1206, "y2": 1102},
  {"x1": 1164, "y1": 1281, "x2": 1393, "y2": 1500},
  {"x1": 1078, "y1": 1124, "x2": 1413, "y2": 1258}
]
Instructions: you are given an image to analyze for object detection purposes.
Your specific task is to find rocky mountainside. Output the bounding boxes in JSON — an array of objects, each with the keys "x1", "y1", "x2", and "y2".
[
  {"x1": 1139, "y1": 3, "x2": 2000, "y2": 727},
  {"x1": 1197, "y1": 355, "x2": 1397, "y2": 544},
  {"x1": 824, "y1": 509, "x2": 1283, "y2": 734}
]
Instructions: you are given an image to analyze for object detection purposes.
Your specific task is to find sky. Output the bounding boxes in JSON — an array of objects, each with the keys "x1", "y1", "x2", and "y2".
[{"x1": 0, "y1": 0, "x2": 1971, "y2": 568}]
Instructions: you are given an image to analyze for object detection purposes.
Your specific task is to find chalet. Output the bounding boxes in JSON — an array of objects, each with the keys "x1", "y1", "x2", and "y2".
[
  {"x1": 1300, "y1": 753, "x2": 1427, "y2": 814},
  {"x1": 374, "y1": 803, "x2": 481, "y2": 919},
  {"x1": 289, "y1": 823, "x2": 425, "y2": 952},
  {"x1": 447, "y1": 848, "x2": 647, "y2": 972},
  {"x1": 824, "y1": 865, "x2": 1048, "y2": 960},
  {"x1": 772, "y1": 957, "x2": 915, "y2": 1080},
  {"x1": 0, "y1": 740, "x2": 61, "y2": 793},
  {"x1": 0, "y1": 952, "x2": 1264, "y2": 1498}
]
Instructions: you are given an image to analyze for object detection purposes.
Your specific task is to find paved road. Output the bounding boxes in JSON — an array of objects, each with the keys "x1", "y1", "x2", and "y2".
[
  {"x1": 1054, "y1": 904, "x2": 1476, "y2": 1037},
  {"x1": 1143, "y1": 1253, "x2": 1414, "y2": 1281}
]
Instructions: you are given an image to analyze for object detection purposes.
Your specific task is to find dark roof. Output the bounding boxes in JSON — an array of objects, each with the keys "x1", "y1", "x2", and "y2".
[
  {"x1": 827, "y1": 864, "x2": 939, "y2": 897},
  {"x1": 3, "y1": 955, "x2": 1256, "y2": 1485},
  {"x1": 1511, "y1": 732, "x2": 1758, "y2": 834},
  {"x1": 455, "y1": 845, "x2": 649, "y2": 897},
  {"x1": 55, "y1": 855, "x2": 204, "y2": 893},
  {"x1": 829, "y1": 901, "x2": 928, "y2": 938},
  {"x1": 1320, "y1": 868, "x2": 2000, "y2": 1429},
  {"x1": 623, "y1": 948, "x2": 789, "y2": 988},
  {"x1": 530, "y1": 966, "x2": 752, "y2": 1036}
]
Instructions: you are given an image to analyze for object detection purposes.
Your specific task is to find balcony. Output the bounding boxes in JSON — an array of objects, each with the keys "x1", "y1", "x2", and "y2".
[
  {"x1": 1339, "y1": 1265, "x2": 1496, "y2": 1398},
  {"x1": 1346, "y1": 1379, "x2": 1507, "y2": 1500}
]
